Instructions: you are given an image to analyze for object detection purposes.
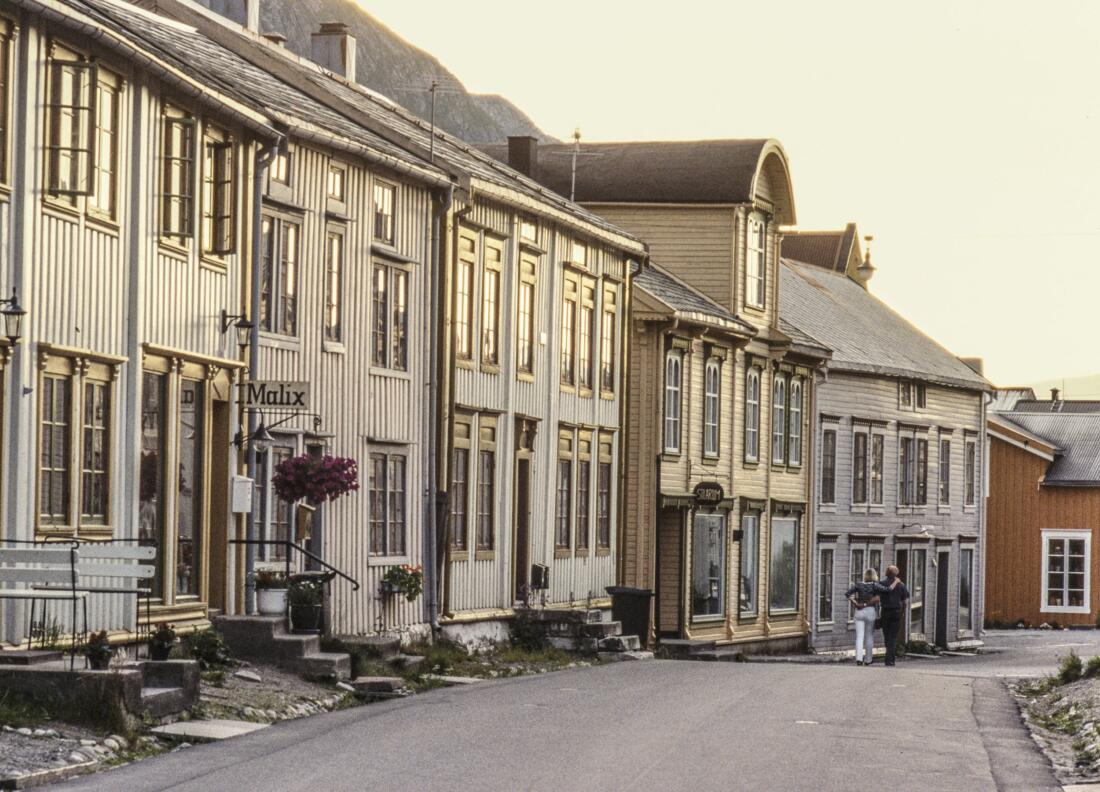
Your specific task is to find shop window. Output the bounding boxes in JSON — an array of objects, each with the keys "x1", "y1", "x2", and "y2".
[
  {"x1": 769, "y1": 517, "x2": 799, "y2": 613},
  {"x1": 739, "y1": 512, "x2": 759, "y2": 617},
  {"x1": 259, "y1": 215, "x2": 299, "y2": 335},
  {"x1": 369, "y1": 451, "x2": 407, "y2": 556},
  {"x1": 139, "y1": 372, "x2": 167, "y2": 599},
  {"x1": 959, "y1": 547, "x2": 974, "y2": 632},
  {"x1": 691, "y1": 514, "x2": 726, "y2": 620},
  {"x1": 176, "y1": 379, "x2": 204, "y2": 596}
]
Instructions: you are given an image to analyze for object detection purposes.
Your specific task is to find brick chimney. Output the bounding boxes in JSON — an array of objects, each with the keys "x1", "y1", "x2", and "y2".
[
  {"x1": 508, "y1": 136, "x2": 539, "y2": 178},
  {"x1": 311, "y1": 22, "x2": 357, "y2": 79}
]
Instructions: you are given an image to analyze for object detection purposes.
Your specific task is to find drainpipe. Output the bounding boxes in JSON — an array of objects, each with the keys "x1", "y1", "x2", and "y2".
[
  {"x1": 426, "y1": 184, "x2": 454, "y2": 635},
  {"x1": 244, "y1": 138, "x2": 280, "y2": 614}
]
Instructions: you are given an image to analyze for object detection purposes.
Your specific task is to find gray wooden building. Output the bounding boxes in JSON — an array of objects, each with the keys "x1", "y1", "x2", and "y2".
[{"x1": 779, "y1": 232, "x2": 990, "y2": 651}]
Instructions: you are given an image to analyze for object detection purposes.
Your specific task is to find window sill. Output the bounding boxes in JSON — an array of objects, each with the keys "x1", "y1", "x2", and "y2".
[
  {"x1": 456, "y1": 358, "x2": 475, "y2": 370},
  {"x1": 447, "y1": 550, "x2": 469, "y2": 563},
  {"x1": 700, "y1": 457, "x2": 719, "y2": 467},
  {"x1": 662, "y1": 451, "x2": 682, "y2": 460},
  {"x1": 372, "y1": 243, "x2": 417, "y2": 265},
  {"x1": 259, "y1": 333, "x2": 302, "y2": 352},
  {"x1": 1041, "y1": 605, "x2": 1090, "y2": 615},
  {"x1": 596, "y1": 547, "x2": 611, "y2": 557},
  {"x1": 869, "y1": 506, "x2": 885, "y2": 515},
  {"x1": 42, "y1": 198, "x2": 81, "y2": 221},
  {"x1": 816, "y1": 620, "x2": 834, "y2": 629},
  {"x1": 938, "y1": 505, "x2": 952, "y2": 514},
  {"x1": 200, "y1": 255, "x2": 230, "y2": 273},
  {"x1": 480, "y1": 363, "x2": 501, "y2": 376},
  {"x1": 577, "y1": 387, "x2": 595, "y2": 399},
  {"x1": 575, "y1": 549, "x2": 589, "y2": 558},
  {"x1": 600, "y1": 390, "x2": 616, "y2": 401},
  {"x1": 737, "y1": 612, "x2": 759, "y2": 623},
  {"x1": 158, "y1": 238, "x2": 191, "y2": 259},
  {"x1": 369, "y1": 366, "x2": 411, "y2": 380},
  {"x1": 963, "y1": 506, "x2": 977, "y2": 513},
  {"x1": 370, "y1": 555, "x2": 412, "y2": 566},
  {"x1": 553, "y1": 548, "x2": 572, "y2": 559},
  {"x1": 517, "y1": 371, "x2": 535, "y2": 383},
  {"x1": 85, "y1": 212, "x2": 120, "y2": 234},
  {"x1": 768, "y1": 609, "x2": 800, "y2": 619},
  {"x1": 851, "y1": 504, "x2": 868, "y2": 514},
  {"x1": 474, "y1": 550, "x2": 495, "y2": 561},
  {"x1": 743, "y1": 303, "x2": 766, "y2": 315},
  {"x1": 818, "y1": 504, "x2": 837, "y2": 513},
  {"x1": 560, "y1": 383, "x2": 577, "y2": 394},
  {"x1": 690, "y1": 615, "x2": 726, "y2": 625},
  {"x1": 743, "y1": 459, "x2": 760, "y2": 469},
  {"x1": 323, "y1": 341, "x2": 347, "y2": 355}
]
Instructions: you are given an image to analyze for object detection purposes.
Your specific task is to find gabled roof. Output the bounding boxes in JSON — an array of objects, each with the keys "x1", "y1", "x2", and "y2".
[
  {"x1": 992, "y1": 411, "x2": 1100, "y2": 487},
  {"x1": 632, "y1": 264, "x2": 755, "y2": 336},
  {"x1": 781, "y1": 224, "x2": 861, "y2": 275},
  {"x1": 478, "y1": 139, "x2": 796, "y2": 223},
  {"x1": 990, "y1": 387, "x2": 1037, "y2": 413},
  {"x1": 779, "y1": 259, "x2": 989, "y2": 392}
]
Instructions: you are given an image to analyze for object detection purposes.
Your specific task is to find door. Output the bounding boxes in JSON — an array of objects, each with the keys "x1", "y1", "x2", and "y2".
[
  {"x1": 207, "y1": 399, "x2": 231, "y2": 612},
  {"x1": 513, "y1": 457, "x2": 531, "y2": 602},
  {"x1": 935, "y1": 550, "x2": 950, "y2": 648}
]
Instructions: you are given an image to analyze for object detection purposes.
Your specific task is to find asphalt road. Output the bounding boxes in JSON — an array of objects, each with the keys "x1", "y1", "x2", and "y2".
[{"x1": 50, "y1": 630, "x2": 1081, "y2": 792}]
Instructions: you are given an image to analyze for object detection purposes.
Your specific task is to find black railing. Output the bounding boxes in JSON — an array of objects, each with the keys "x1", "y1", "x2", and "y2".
[{"x1": 230, "y1": 539, "x2": 360, "y2": 593}]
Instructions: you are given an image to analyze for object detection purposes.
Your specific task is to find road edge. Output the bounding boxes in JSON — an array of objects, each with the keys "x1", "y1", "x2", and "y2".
[{"x1": 972, "y1": 677, "x2": 1062, "y2": 792}]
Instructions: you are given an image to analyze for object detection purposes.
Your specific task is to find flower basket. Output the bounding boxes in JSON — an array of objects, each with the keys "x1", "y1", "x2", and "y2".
[
  {"x1": 253, "y1": 569, "x2": 288, "y2": 615},
  {"x1": 273, "y1": 455, "x2": 359, "y2": 504},
  {"x1": 149, "y1": 622, "x2": 176, "y2": 661},
  {"x1": 85, "y1": 631, "x2": 113, "y2": 670},
  {"x1": 288, "y1": 573, "x2": 333, "y2": 634},
  {"x1": 379, "y1": 565, "x2": 423, "y2": 603}
]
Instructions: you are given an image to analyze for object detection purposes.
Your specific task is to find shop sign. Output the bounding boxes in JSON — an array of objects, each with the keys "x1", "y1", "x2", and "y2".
[
  {"x1": 240, "y1": 380, "x2": 310, "y2": 410},
  {"x1": 693, "y1": 481, "x2": 724, "y2": 507}
]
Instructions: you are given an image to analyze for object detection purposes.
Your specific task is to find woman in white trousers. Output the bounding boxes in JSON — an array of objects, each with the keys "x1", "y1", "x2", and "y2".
[{"x1": 846, "y1": 569, "x2": 891, "y2": 666}]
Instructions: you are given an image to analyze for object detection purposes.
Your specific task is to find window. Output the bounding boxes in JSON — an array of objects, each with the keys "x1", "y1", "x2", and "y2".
[
  {"x1": 268, "y1": 445, "x2": 294, "y2": 561},
  {"x1": 259, "y1": 215, "x2": 299, "y2": 335},
  {"x1": 161, "y1": 107, "x2": 195, "y2": 239},
  {"x1": 664, "y1": 351, "x2": 682, "y2": 454},
  {"x1": 38, "y1": 357, "x2": 117, "y2": 535},
  {"x1": 576, "y1": 432, "x2": 591, "y2": 551},
  {"x1": 371, "y1": 262, "x2": 409, "y2": 370},
  {"x1": 853, "y1": 431, "x2": 868, "y2": 504},
  {"x1": 821, "y1": 429, "x2": 836, "y2": 504},
  {"x1": 909, "y1": 548, "x2": 926, "y2": 634},
  {"x1": 899, "y1": 435, "x2": 927, "y2": 506},
  {"x1": 739, "y1": 512, "x2": 759, "y2": 617},
  {"x1": 746, "y1": 214, "x2": 766, "y2": 308},
  {"x1": 270, "y1": 147, "x2": 290, "y2": 185},
  {"x1": 744, "y1": 368, "x2": 761, "y2": 462},
  {"x1": 323, "y1": 229, "x2": 344, "y2": 343},
  {"x1": 369, "y1": 452, "x2": 407, "y2": 556},
  {"x1": 899, "y1": 437, "x2": 912, "y2": 505},
  {"x1": 46, "y1": 46, "x2": 96, "y2": 199},
  {"x1": 818, "y1": 548, "x2": 834, "y2": 624},
  {"x1": 450, "y1": 414, "x2": 471, "y2": 551},
  {"x1": 916, "y1": 384, "x2": 927, "y2": 409},
  {"x1": 327, "y1": 164, "x2": 345, "y2": 202},
  {"x1": 959, "y1": 547, "x2": 974, "y2": 632},
  {"x1": 849, "y1": 547, "x2": 865, "y2": 619},
  {"x1": 691, "y1": 514, "x2": 726, "y2": 619},
  {"x1": 520, "y1": 217, "x2": 537, "y2": 242},
  {"x1": 916, "y1": 438, "x2": 928, "y2": 505},
  {"x1": 176, "y1": 379, "x2": 203, "y2": 596},
  {"x1": 455, "y1": 232, "x2": 475, "y2": 360},
  {"x1": 373, "y1": 181, "x2": 395, "y2": 244},
  {"x1": 788, "y1": 378, "x2": 802, "y2": 466},
  {"x1": 597, "y1": 432, "x2": 613, "y2": 549},
  {"x1": 517, "y1": 254, "x2": 537, "y2": 375},
  {"x1": 871, "y1": 434, "x2": 884, "y2": 505},
  {"x1": 556, "y1": 429, "x2": 573, "y2": 549},
  {"x1": 1042, "y1": 530, "x2": 1089, "y2": 613},
  {"x1": 600, "y1": 284, "x2": 618, "y2": 393},
  {"x1": 0, "y1": 25, "x2": 11, "y2": 184},
  {"x1": 477, "y1": 450, "x2": 495, "y2": 551},
  {"x1": 703, "y1": 359, "x2": 721, "y2": 458},
  {"x1": 88, "y1": 71, "x2": 120, "y2": 218},
  {"x1": 201, "y1": 128, "x2": 234, "y2": 255},
  {"x1": 939, "y1": 438, "x2": 951, "y2": 505},
  {"x1": 560, "y1": 275, "x2": 577, "y2": 385},
  {"x1": 771, "y1": 376, "x2": 786, "y2": 464},
  {"x1": 481, "y1": 241, "x2": 502, "y2": 366},
  {"x1": 139, "y1": 373, "x2": 167, "y2": 597},
  {"x1": 964, "y1": 438, "x2": 977, "y2": 506},
  {"x1": 578, "y1": 281, "x2": 595, "y2": 389},
  {"x1": 899, "y1": 381, "x2": 912, "y2": 408},
  {"x1": 769, "y1": 517, "x2": 799, "y2": 613}
]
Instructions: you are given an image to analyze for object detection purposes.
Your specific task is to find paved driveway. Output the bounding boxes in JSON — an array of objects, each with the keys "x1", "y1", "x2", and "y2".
[{"x1": 49, "y1": 632, "x2": 1073, "y2": 792}]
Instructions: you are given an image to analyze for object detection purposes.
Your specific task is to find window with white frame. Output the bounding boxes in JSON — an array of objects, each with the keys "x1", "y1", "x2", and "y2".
[
  {"x1": 899, "y1": 434, "x2": 928, "y2": 506},
  {"x1": 691, "y1": 513, "x2": 726, "y2": 619},
  {"x1": 745, "y1": 214, "x2": 766, "y2": 309},
  {"x1": 964, "y1": 437, "x2": 977, "y2": 506},
  {"x1": 200, "y1": 126, "x2": 235, "y2": 256},
  {"x1": 0, "y1": 22, "x2": 12, "y2": 185},
  {"x1": 455, "y1": 231, "x2": 476, "y2": 360},
  {"x1": 45, "y1": 43, "x2": 96, "y2": 200},
  {"x1": 769, "y1": 516, "x2": 799, "y2": 613},
  {"x1": 939, "y1": 436, "x2": 951, "y2": 505},
  {"x1": 788, "y1": 378, "x2": 802, "y2": 466},
  {"x1": 578, "y1": 280, "x2": 595, "y2": 389},
  {"x1": 161, "y1": 106, "x2": 195, "y2": 240},
  {"x1": 560, "y1": 274, "x2": 577, "y2": 385},
  {"x1": 371, "y1": 261, "x2": 408, "y2": 370},
  {"x1": 259, "y1": 214, "x2": 299, "y2": 335},
  {"x1": 323, "y1": 227, "x2": 344, "y2": 343},
  {"x1": 89, "y1": 70, "x2": 120, "y2": 219},
  {"x1": 555, "y1": 428, "x2": 573, "y2": 550},
  {"x1": 600, "y1": 284, "x2": 618, "y2": 393},
  {"x1": 664, "y1": 351, "x2": 683, "y2": 454},
  {"x1": 899, "y1": 381, "x2": 912, "y2": 409},
  {"x1": 870, "y1": 433, "x2": 884, "y2": 505},
  {"x1": 327, "y1": 163, "x2": 345, "y2": 203},
  {"x1": 477, "y1": 418, "x2": 496, "y2": 551},
  {"x1": 853, "y1": 429, "x2": 868, "y2": 505},
  {"x1": 771, "y1": 375, "x2": 786, "y2": 464},
  {"x1": 369, "y1": 451, "x2": 407, "y2": 556},
  {"x1": 744, "y1": 368, "x2": 761, "y2": 462},
  {"x1": 1042, "y1": 530, "x2": 1089, "y2": 613},
  {"x1": 597, "y1": 432, "x2": 613, "y2": 550},
  {"x1": 820, "y1": 429, "x2": 836, "y2": 504},
  {"x1": 516, "y1": 253, "x2": 537, "y2": 375},
  {"x1": 739, "y1": 512, "x2": 759, "y2": 617},
  {"x1": 818, "y1": 547, "x2": 834, "y2": 624},
  {"x1": 373, "y1": 181, "x2": 395, "y2": 244},
  {"x1": 703, "y1": 358, "x2": 721, "y2": 459},
  {"x1": 481, "y1": 240, "x2": 502, "y2": 366},
  {"x1": 449, "y1": 413, "x2": 471, "y2": 552}
]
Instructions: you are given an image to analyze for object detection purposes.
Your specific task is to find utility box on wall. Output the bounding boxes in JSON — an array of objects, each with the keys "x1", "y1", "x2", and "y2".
[
  {"x1": 530, "y1": 564, "x2": 550, "y2": 590},
  {"x1": 231, "y1": 476, "x2": 254, "y2": 514}
]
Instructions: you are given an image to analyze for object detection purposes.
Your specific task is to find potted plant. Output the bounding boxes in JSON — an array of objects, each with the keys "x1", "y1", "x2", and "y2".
[
  {"x1": 85, "y1": 630, "x2": 113, "y2": 670},
  {"x1": 253, "y1": 568, "x2": 289, "y2": 615},
  {"x1": 288, "y1": 573, "x2": 333, "y2": 633},
  {"x1": 149, "y1": 622, "x2": 176, "y2": 661},
  {"x1": 273, "y1": 454, "x2": 359, "y2": 504},
  {"x1": 379, "y1": 565, "x2": 424, "y2": 603}
]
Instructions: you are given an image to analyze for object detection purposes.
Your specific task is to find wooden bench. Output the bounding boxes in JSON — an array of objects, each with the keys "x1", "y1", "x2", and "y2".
[{"x1": 0, "y1": 545, "x2": 86, "y2": 663}]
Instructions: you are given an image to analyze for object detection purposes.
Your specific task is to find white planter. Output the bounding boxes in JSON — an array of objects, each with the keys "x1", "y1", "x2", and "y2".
[{"x1": 256, "y1": 588, "x2": 288, "y2": 616}]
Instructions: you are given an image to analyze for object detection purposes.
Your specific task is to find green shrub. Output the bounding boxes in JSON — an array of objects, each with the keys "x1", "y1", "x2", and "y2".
[
  {"x1": 1058, "y1": 651, "x2": 1084, "y2": 684},
  {"x1": 185, "y1": 629, "x2": 234, "y2": 670},
  {"x1": 509, "y1": 615, "x2": 548, "y2": 652},
  {"x1": 1084, "y1": 656, "x2": 1100, "y2": 679}
]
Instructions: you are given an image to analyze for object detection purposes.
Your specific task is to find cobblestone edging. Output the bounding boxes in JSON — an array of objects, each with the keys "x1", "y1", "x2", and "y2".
[{"x1": 0, "y1": 726, "x2": 167, "y2": 790}]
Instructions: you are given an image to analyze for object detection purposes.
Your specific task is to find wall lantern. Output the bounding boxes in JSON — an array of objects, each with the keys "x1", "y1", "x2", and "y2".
[
  {"x1": 234, "y1": 418, "x2": 275, "y2": 454},
  {"x1": 220, "y1": 309, "x2": 254, "y2": 348},
  {"x1": 0, "y1": 288, "x2": 26, "y2": 345}
]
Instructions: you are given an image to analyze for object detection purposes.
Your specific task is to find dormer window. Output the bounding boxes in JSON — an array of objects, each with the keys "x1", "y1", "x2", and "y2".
[{"x1": 746, "y1": 213, "x2": 766, "y2": 309}]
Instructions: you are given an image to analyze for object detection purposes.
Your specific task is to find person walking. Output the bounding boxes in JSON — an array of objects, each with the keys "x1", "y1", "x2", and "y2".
[
  {"x1": 845, "y1": 569, "x2": 891, "y2": 666},
  {"x1": 878, "y1": 565, "x2": 911, "y2": 667}
]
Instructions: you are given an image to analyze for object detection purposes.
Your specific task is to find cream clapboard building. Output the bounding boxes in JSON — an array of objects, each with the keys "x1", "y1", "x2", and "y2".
[{"x1": 486, "y1": 139, "x2": 831, "y2": 652}]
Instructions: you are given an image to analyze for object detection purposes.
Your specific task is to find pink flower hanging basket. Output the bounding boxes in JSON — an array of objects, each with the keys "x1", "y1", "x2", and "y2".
[{"x1": 272, "y1": 454, "x2": 359, "y2": 504}]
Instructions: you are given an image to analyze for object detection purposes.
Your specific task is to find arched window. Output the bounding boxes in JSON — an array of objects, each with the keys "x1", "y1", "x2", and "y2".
[
  {"x1": 744, "y1": 368, "x2": 760, "y2": 462},
  {"x1": 664, "y1": 352, "x2": 682, "y2": 454},
  {"x1": 788, "y1": 378, "x2": 802, "y2": 466},
  {"x1": 772, "y1": 375, "x2": 786, "y2": 464},
  {"x1": 703, "y1": 359, "x2": 721, "y2": 458}
]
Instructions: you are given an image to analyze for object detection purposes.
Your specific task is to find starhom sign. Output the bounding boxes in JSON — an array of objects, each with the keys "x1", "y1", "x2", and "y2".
[{"x1": 239, "y1": 381, "x2": 310, "y2": 410}]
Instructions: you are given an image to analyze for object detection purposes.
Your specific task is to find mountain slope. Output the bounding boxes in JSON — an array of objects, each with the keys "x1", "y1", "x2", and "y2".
[{"x1": 197, "y1": 0, "x2": 553, "y2": 143}]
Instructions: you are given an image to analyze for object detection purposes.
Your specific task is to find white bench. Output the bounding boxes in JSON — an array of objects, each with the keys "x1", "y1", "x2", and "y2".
[{"x1": 0, "y1": 545, "x2": 87, "y2": 660}]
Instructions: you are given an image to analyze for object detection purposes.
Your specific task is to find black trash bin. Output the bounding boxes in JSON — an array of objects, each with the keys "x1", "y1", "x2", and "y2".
[{"x1": 605, "y1": 586, "x2": 654, "y2": 648}]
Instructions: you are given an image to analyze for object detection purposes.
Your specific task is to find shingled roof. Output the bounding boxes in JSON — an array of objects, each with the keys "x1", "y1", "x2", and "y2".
[
  {"x1": 632, "y1": 263, "x2": 755, "y2": 335},
  {"x1": 779, "y1": 259, "x2": 988, "y2": 391},
  {"x1": 781, "y1": 225, "x2": 860, "y2": 274},
  {"x1": 993, "y1": 411, "x2": 1100, "y2": 487},
  {"x1": 478, "y1": 139, "x2": 796, "y2": 223}
]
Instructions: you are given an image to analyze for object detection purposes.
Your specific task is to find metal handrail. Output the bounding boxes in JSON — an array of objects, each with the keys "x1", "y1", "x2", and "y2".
[{"x1": 229, "y1": 539, "x2": 360, "y2": 591}]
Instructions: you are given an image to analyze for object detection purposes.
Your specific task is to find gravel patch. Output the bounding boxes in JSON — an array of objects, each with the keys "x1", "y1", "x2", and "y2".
[
  {"x1": 191, "y1": 662, "x2": 352, "y2": 724},
  {"x1": 1015, "y1": 675, "x2": 1100, "y2": 785}
]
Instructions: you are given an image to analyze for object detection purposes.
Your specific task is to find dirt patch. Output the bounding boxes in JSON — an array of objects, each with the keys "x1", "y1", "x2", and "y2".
[
  {"x1": 1015, "y1": 673, "x2": 1100, "y2": 784},
  {"x1": 193, "y1": 663, "x2": 353, "y2": 723}
]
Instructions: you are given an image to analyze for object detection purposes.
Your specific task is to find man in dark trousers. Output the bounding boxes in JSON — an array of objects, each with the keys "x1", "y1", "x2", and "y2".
[{"x1": 879, "y1": 565, "x2": 910, "y2": 666}]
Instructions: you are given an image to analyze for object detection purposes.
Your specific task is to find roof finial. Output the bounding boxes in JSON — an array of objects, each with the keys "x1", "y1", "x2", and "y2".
[
  {"x1": 857, "y1": 234, "x2": 876, "y2": 286},
  {"x1": 570, "y1": 126, "x2": 581, "y2": 202}
]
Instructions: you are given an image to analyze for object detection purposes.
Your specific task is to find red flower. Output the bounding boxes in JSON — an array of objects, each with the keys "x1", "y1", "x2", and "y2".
[{"x1": 273, "y1": 455, "x2": 359, "y2": 503}]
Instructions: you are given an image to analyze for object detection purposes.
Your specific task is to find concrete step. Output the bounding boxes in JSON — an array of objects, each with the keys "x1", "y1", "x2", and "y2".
[
  {"x1": 0, "y1": 650, "x2": 64, "y2": 666},
  {"x1": 337, "y1": 634, "x2": 401, "y2": 660},
  {"x1": 140, "y1": 686, "x2": 190, "y2": 719},
  {"x1": 580, "y1": 621, "x2": 622, "y2": 639},
  {"x1": 213, "y1": 615, "x2": 285, "y2": 646},
  {"x1": 388, "y1": 654, "x2": 425, "y2": 675},
  {"x1": 268, "y1": 633, "x2": 322, "y2": 659},
  {"x1": 598, "y1": 650, "x2": 654, "y2": 662},
  {"x1": 692, "y1": 648, "x2": 744, "y2": 662},
  {"x1": 658, "y1": 638, "x2": 718, "y2": 658},
  {"x1": 597, "y1": 635, "x2": 641, "y2": 652},
  {"x1": 349, "y1": 676, "x2": 406, "y2": 694},
  {"x1": 298, "y1": 652, "x2": 351, "y2": 680}
]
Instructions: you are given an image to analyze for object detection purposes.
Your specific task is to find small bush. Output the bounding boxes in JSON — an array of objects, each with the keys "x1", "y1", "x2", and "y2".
[
  {"x1": 184, "y1": 630, "x2": 234, "y2": 670},
  {"x1": 1058, "y1": 651, "x2": 1084, "y2": 684},
  {"x1": 1084, "y1": 656, "x2": 1100, "y2": 679},
  {"x1": 509, "y1": 616, "x2": 548, "y2": 652}
]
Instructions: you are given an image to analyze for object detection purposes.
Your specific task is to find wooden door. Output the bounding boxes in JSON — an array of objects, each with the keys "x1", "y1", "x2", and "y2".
[
  {"x1": 935, "y1": 551, "x2": 951, "y2": 648},
  {"x1": 513, "y1": 458, "x2": 531, "y2": 601},
  {"x1": 207, "y1": 399, "x2": 230, "y2": 612}
]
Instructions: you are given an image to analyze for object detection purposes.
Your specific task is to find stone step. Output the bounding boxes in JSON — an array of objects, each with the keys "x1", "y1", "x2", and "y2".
[
  {"x1": 597, "y1": 635, "x2": 641, "y2": 652},
  {"x1": 658, "y1": 638, "x2": 718, "y2": 658},
  {"x1": 691, "y1": 648, "x2": 744, "y2": 662},
  {"x1": 268, "y1": 633, "x2": 322, "y2": 659},
  {"x1": 387, "y1": 654, "x2": 425, "y2": 675},
  {"x1": 580, "y1": 621, "x2": 622, "y2": 638},
  {"x1": 140, "y1": 686, "x2": 190, "y2": 719},
  {"x1": 213, "y1": 615, "x2": 285, "y2": 646},
  {"x1": 598, "y1": 650, "x2": 654, "y2": 662},
  {"x1": 337, "y1": 634, "x2": 401, "y2": 660},
  {"x1": 152, "y1": 719, "x2": 268, "y2": 743},
  {"x1": 0, "y1": 650, "x2": 64, "y2": 666},
  {"x1": 298, "y1": 652, "x2": 351, "y2": 680},
  {"x1": 349, "y1": 676, "x2": 406, "y2": 694}
]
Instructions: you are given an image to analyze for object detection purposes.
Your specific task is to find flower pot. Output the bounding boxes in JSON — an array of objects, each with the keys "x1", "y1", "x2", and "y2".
[
  {"x1": 150, "y1": 644, "x2": 172, "y2": 661},
  {"x1": 290, "y1": 603, "x2": 323, "y2": 633},
  {"x1": 88, "y1": 654, "x2": 111, "y2": 670},
  {"x1": 257, "y1": 587, "x2": 288, "y2": 615},
  {"x1": 379, "y1": 580, "x2": 399, "y2": 597}
]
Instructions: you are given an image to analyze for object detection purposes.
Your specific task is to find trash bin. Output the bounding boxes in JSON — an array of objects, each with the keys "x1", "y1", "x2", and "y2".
[{"x1": 605, "y1": 586, "x2": 654, "y2": 649}]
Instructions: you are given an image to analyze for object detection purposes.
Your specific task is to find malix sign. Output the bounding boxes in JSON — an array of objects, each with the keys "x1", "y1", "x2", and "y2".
[{"x1": 239, "y1": 381, "x2": 311, "y2": 411}]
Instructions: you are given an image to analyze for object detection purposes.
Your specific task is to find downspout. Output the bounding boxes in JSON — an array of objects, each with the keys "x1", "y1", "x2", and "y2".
[
  {"x1": 244, "y1": 137, "x2": 280, "y2": 614},
  {"x1": 615, "y1": 252, "x2": 643, "y2": 587},
  {"x1": 426, "y1": 184, "x2": 454, "y2": 635}
]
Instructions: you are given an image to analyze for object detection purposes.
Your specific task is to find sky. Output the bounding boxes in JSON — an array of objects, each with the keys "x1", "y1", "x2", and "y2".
[{"x1": 358, "y1": 0, "x2": 1100, "y2": 393}]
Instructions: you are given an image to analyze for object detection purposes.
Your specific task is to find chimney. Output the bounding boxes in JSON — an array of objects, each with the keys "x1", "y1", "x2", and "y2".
[
  {"x1": 311, "y1": 22, "x2": 357, "y2": 79},
  {"x1": 262, "y1": 32, "x2": 287, "y2": 47},
  {"x1": 508, "y1": 136, "x2": 539, "y2": 178},
  {"x1": 1051, "y1": 387, "x2": 1061, "y2": 402},
  {"x1": 855, "y1": 234, "x2": 876, "y2": 287},
  {"x1": 960, "y1": 357, "x2": 984, "y2": 376}
]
